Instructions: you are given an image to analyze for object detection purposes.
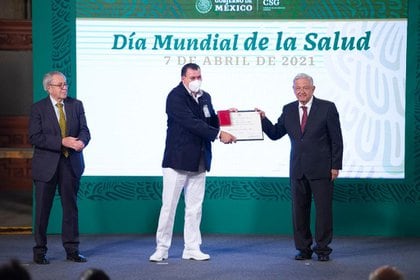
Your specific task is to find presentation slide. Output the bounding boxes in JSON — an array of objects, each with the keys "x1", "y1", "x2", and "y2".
[{"x1": 76, "y1": 18, "x2": 406, "y2": 178}]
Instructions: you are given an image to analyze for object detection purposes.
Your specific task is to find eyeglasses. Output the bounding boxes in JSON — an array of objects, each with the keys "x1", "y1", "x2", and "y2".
[
  {"x1": 293, "y1": 86, "x2": 313, "y2": 92},
  {"x1": 49, "y1": 83, "x2": 69, "y2": 89}
]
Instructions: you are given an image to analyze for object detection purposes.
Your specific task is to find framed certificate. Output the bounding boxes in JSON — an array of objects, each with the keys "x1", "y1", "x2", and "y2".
[{"x1": 217, "y1": 110, "x2": 264, "y2": 141}]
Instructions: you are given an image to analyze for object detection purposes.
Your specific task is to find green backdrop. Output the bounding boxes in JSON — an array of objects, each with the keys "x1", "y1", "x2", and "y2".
[{"x1": 32, "y1": 0, "x2": 420, "y2": 236}]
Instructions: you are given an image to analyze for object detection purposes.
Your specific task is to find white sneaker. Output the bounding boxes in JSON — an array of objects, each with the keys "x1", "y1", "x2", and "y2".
[
  {"x1": 182, "y1": 249, "x2": 210, "y2": 261},
  {"x1": 149, "y1": 250, "x2": 168, "y2": 262}
]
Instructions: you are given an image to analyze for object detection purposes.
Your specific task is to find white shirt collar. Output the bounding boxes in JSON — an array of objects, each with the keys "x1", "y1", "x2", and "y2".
[
  {"x1": 299, "y1": 96, "x2": 314, "y2": 109},
  {"x1": 50, "y1": 95, "x2": 59, "y2": 106},
  {"x1": 49, "y1": 96, "x2": 65, "y2": 119},
  {"x1": 183, "y1": 84, "x2": 203, "y2": 102}
]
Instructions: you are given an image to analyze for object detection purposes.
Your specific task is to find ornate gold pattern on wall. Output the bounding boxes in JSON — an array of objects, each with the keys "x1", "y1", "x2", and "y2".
[
  {"x1": 0, "y1": 20, "x2": 32, "y2": 50},
  {"x1": 0, "y1": 117, "x2": 32, "y2": 189}
]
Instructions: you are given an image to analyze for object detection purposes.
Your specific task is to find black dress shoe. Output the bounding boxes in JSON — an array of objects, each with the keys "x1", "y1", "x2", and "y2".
[
  {"x1": 34, "y1": 254, "x2": 50, "y2": 264},
  {"x1": 317, "y1": 255, "x2": 330, "y2": 262},
  {"x1": 66, "y1": 253, "x2": 87, "y2": 262},
  {"x1": 294, "y1": 252, "x2": 312, "y2": 260}
]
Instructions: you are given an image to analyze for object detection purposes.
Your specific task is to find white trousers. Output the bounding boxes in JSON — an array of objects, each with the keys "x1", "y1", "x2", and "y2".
[{"x1": 155, "y1": 167, "x2": 206, "y2": 251}]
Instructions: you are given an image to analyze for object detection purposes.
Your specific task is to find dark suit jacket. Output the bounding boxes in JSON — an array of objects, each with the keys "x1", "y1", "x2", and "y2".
[
  {"x1": 162, "y1": 82, "x2": 219, "y2": 172},
  {"x1": 29, "y1": 96, "x2": 91, "y2": 182},
  {"x1": 262, "y1": 97, "x2": 343, "y2": 180}
]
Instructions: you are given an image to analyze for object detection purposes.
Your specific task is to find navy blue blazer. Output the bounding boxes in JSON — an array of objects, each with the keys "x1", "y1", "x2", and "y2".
[
  {"x1": 262, "y1": 97, "x2": 343, "y2": 180},
  {"x1": 162, "y1": 82, "x2": 219, "y2": 172},
  {"x1": 29, "y1": 96, "x2": 91, "y2": 182}
]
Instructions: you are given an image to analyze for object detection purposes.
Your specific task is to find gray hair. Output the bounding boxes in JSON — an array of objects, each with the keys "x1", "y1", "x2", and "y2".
[
  {"x1": 293, "y1": 73, "x2": 314, "y2": 85},
  {"x1": 42, "y1": 71, "x2": 66, "y2": 91}
]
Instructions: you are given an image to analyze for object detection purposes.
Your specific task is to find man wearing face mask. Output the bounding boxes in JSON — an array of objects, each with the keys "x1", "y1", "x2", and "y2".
[{"x1": 149, "y1": 63, "x2": 236, "y2": 262}]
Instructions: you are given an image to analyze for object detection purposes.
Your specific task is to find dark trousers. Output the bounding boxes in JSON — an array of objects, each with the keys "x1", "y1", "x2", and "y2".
[
  {"x1": 33, "y1": 156, "x2": 80, "y2": 256},
  {"x1": 291, "y1": 176, "x2": 333, "y2": 256}
]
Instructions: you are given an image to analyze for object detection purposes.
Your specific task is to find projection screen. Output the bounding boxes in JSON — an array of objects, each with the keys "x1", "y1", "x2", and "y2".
[{"x1": 76, "y1": 2, "x2": 406, "y2": 179}]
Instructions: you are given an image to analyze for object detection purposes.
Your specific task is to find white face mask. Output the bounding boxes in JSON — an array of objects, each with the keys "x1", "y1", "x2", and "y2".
[{"x1": 188, "y1": 79, "x2": 202, "y2": 93}]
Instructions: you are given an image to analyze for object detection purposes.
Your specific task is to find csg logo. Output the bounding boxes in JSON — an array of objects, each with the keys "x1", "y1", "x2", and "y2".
[
  {"x1": 263, "y1": 0, "x2": 280, "y2": 5},
  {"x1": 262, "y1": 0, "x2": 284, "y2": 11}
]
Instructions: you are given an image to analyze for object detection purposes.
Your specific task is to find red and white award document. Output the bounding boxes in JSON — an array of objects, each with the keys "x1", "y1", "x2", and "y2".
[{"x1": 217, "y1": 110, "x2": 263, "y2": 141}]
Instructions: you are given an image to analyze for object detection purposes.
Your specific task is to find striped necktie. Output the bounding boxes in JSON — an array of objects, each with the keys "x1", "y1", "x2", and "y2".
[{"x1": 301, "y1": 106, "x2": 308, "y2": 132}]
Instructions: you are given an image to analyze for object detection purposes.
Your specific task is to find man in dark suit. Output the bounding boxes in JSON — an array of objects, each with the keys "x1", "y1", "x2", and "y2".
[
  {"x1": 149, "y1": 63, "x2": 236, "y2": 262},
  {"x1": 29, "y1": 71, "x2": 91, "y2": 264},
  {"x1": 257, "y1": 73, "x2": 343, "y2": 262}
]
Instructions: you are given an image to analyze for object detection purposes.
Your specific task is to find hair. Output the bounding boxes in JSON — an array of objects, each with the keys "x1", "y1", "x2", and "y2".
[
  {"x1": 293, "y1": 73, "x2": 314, "y2": 86},
  {"x1": 80, "y1": 268, "x2": 110, "y2": 280},
  {"x1": 42, "y1": 71, "x2": 66, "y2": 91},
  {"x1": 0, "y1": 259, "x2": 31, "y2": 280},
  {"x1": 181, "y1": 63, "x2": 200, "y2": 77},
  {"x1": 369, "y1": 265, "x2": 404, "y2": 280}
]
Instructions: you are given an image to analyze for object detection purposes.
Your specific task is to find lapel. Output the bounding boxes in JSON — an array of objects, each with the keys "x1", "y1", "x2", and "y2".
[
  {"x1": 302, "y1": 97, "x2": 319, "y2": 135},
  {"x1": 306, "y1": 97, "x2": 318, "y2": 127},
  {"x1": 43, "y1": 97, "x2": 61, "y2": 134},
  {"x1": 290, "y1": 101, "x2": 302, "y2": 136},
  {"x1": 63, "y1": 98, "x2": 72, "y2": 135},
  {"x1": 183, "y1": 89, "x2": 201, "y2": 117}
]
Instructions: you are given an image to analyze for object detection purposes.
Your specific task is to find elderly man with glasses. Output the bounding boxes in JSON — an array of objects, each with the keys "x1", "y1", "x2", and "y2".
[{"x1": 29, "y1": 71, "x2": 91, "y2": 264}]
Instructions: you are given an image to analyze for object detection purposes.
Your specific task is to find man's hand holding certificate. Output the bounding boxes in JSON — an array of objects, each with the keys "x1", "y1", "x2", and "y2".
[{"x1": 218, "y1": 110, "x2": 264, "y2": 141}]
